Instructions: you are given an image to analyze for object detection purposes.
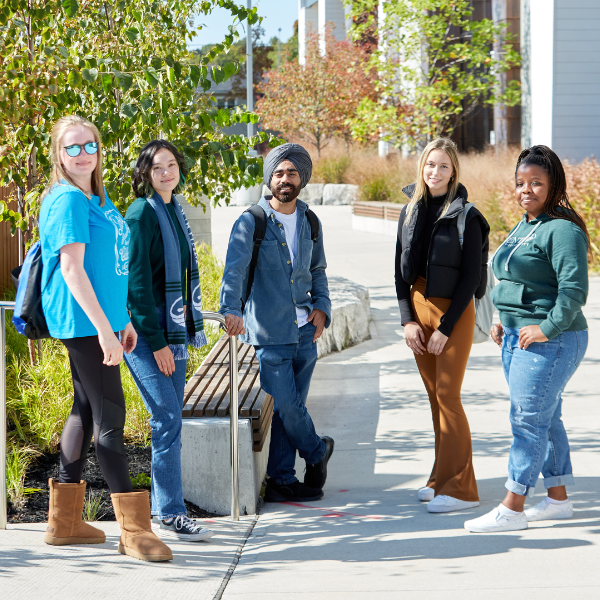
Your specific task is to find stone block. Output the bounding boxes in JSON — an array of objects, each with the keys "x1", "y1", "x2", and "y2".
[
  {"x1": 230, "y1": 184, "x2": 262, "y2": 206},
  {"x1": 181, "y1": 418, "x2": 270, "y2": 516},
  {"x1": 175, "y1": 194, "x2": 212, "y2": 247},
  {"x1": 317, "y1": 276, "x2": 371, "y2": 358},
  {"x1": 298, "y1": 183, "x2": 324, "y2": 205},
  {"x1": 322, "y1": 184, "x2": 359, "y2": 205}
]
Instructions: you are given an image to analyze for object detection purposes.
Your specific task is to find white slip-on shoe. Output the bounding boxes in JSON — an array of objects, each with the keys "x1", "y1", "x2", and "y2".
[
  {"x1": 525, "y1": 497, "x2": 574, "y2": 522},
  {"x1": 464, "y1": 505, "x2": 528, "y2": 533},
  {"x1": 427, "y1": 495, "x2": 480, "y2": 513},
  {"x1": 418, "y1": 487, "x2": 435, "y2": 502}
]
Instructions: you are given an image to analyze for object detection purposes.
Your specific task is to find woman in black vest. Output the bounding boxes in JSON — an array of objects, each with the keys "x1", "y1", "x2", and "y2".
[{"x1": 395, "y1": 137, "x2": 489, "y2": 513}]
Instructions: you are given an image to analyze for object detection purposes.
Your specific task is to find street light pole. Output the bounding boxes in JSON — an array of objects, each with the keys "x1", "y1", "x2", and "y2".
[{"x1": 246, "y1": 0, "x2": 254, "y2": 141}]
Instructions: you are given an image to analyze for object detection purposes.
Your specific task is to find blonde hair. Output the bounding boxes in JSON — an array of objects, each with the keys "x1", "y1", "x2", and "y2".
[
  {"x1": 42, "y1": 115, "x2": 105, "y2": 206},
  {"x1": 406, "y1": 137, "x2": 461, "y2": 223}
]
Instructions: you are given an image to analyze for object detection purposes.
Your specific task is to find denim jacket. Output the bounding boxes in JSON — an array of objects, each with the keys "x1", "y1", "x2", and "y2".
[{"x1": 219, "y1": 197, "x2": 331, "y2": 346}]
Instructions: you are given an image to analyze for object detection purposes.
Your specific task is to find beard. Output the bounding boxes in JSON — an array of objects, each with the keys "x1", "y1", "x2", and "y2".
[{"x1": 272, "y1": 182, "x2": 301, "y2": 203}]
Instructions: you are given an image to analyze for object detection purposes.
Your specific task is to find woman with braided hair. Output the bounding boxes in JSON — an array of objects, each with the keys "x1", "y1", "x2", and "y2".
[{"x1": 465, "y1": 145, "x2": 589, "y2": 533}]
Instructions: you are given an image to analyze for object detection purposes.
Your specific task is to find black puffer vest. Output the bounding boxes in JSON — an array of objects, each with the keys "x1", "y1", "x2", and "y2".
[{"x1": 398, "y1": 183, "x2": 490, "y2": 300}]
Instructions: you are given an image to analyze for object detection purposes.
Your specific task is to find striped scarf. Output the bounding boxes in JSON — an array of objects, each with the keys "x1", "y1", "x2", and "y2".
[{"x1": 145, "y1": 192, "x2": 206, "y2": 359}]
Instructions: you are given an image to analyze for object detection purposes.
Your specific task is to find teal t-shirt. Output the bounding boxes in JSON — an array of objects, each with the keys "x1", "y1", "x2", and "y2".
[{"x1": 39, "y1": 183, "x2": 131, "y2": 339}]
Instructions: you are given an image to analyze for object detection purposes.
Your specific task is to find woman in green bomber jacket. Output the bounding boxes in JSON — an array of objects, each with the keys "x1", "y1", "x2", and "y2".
[
  {"x1": 465, "y1": 145, "x2": 589, "y2": 534},
  {"x1": 123, "y1": 140, "x2": 214, "y2": 543}
]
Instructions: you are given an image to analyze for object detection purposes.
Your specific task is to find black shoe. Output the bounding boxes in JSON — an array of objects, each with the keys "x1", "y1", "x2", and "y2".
[
  {"x1": 304, "y1": 436, "x2": 335, "y2": 489},
  {"x1": 263, "y1": 479, "x2": 324, "y2": 502}
]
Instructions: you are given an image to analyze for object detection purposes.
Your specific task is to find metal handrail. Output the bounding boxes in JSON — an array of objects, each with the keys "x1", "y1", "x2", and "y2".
[
  {"x1": 1, "y1": 300, "x2": 15, "y2": 530},
  {"x1": 0, "y1": 304, "x2": 240, "y2": 530}
]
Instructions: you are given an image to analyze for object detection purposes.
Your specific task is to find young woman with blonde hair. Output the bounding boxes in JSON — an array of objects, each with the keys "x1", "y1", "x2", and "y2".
[
  {"x1": 39, "y1": 115, "x2": 172, "y2": 561},
  {"x1": 395, "y1": 137, "x2": 490, "y2": 513}
]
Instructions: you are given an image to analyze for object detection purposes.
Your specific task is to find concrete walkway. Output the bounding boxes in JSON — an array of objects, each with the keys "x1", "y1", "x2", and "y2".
[
  {"x1": 214, "y1": 205, "x2": 600, "y2": 599},
  {"x1": 1, "y1": 205, "x2": 598, "y2": 599}
]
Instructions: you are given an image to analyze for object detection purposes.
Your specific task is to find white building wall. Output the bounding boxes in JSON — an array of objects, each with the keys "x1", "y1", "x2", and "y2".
[
  {"x1": 318, "y1": 0, "x2": 347, "y2": 41},
  {"x1": 521, "y1": 0, "x2": 554, "y2": 149},
  {"x1": 299, "y1": 0, "x2": 348, "y2": 62},
  {"x1": 299, "y1": 0, "x2": 319, "y2": 65},
  {"x1": 552, "y1": 0, "x2": 600, "y2": 161}
]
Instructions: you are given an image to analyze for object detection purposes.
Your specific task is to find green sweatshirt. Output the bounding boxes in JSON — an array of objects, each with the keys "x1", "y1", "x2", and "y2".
[
  {"x1": 491, "y1": 212, "x2": 588, "y2": 340},
  {"x1": 125, "y1": 198, "x2": 190, "y2": 351}
]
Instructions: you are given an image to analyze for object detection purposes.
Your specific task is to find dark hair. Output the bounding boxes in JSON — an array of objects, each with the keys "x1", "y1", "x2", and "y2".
[
  {"x1": 132, "y1": 140, "x2": 189, "y2": 198},
  {"x1": 515, "y1": 145, "x2": 589, "y2": 241}
]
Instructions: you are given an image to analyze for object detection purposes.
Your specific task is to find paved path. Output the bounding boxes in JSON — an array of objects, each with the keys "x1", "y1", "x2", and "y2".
[
  {"x1": 214, "y1": 205, "x2": 600, "y2": 600},
  {"x1": 1, "y1": 205, "x2": 598, "y2": 599}
]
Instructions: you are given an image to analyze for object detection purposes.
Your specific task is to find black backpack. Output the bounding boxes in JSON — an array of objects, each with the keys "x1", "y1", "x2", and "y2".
[{"x1": 243, "y1": 202, "x2": 319, "y2": 310}]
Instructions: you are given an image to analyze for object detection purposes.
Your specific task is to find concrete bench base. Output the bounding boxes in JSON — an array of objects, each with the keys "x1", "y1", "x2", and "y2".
[{"x1": 181, "y1": 418, "x2": 270, "y2": 516}]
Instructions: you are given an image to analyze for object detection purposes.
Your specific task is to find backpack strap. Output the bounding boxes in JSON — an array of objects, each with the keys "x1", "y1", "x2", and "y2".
[
  {"x1": 242, "y1": 204, "x2": 320, "y2": 311},
  {"x1": 243, "y1": 204, "x2": 268, "y2": 310},
  {"x1": 457, "y1": 202, "x2": 475, "y2": 248},
  {"x1": 305, "y1": 208, "x2": 320, "y2": 242}
]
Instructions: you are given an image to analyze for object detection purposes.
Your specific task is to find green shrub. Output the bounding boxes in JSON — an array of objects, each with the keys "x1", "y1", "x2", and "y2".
[
  {"x1": 359, "y1": 175, "x2": 401, "y2": 203},
  {"x1": 130, "y1": 472, "x2": 152, "y2": 489},
  {"x1": 313, "y1": 155, "x2": 351, "y2": 184},
  {"x1": 82, "y1": 490, "x2": 108, "y2": 522}
]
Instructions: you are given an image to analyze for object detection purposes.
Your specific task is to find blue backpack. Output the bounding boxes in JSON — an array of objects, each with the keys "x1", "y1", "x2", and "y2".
[{"x1": 12, "y1": 241, "x2": 59, "y2": 340}]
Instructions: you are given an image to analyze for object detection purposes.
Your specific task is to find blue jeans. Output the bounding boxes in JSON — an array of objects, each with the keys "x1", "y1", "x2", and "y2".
[
  {"x1": 255, "y1": 322, "x2": 326, "y2": 485},
  {"x1": 124, "y1": 310, "x2": 187, "y2": 519},
  {"x1": 502, "y1": 327, "x2": 588, "y2": 497}
]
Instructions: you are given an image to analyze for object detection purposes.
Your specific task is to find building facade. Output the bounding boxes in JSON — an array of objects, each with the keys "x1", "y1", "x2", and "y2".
[{"x1": 297, "y1": 0, "x2": 600, "y2": 161}]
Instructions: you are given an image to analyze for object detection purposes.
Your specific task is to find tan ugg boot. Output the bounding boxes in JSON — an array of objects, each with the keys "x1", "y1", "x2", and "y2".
[
  {"x1": 111, "y1": 491, "x2": 173, "y2": 562},
  {"x1": 44, "y1": 479, "x2": 106, "y2": 545}
]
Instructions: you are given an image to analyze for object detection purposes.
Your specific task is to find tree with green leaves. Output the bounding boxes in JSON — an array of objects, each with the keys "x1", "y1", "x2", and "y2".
[
  {"x1": 0, "y1": 0, "x2": 272, "y2": 253},
  {"x1": 346, "y1": 0, "x2": 520, "y2": 149}
]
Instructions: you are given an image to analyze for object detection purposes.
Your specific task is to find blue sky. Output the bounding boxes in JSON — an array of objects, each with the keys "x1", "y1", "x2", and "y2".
[{"x1": 191, "y1": 0, "x2": 298, "y2": 49}]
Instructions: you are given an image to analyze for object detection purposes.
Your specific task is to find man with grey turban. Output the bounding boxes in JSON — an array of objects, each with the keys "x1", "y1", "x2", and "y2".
[{"x1": 219, "y1": 143, "x2": 335, "y2": 503}]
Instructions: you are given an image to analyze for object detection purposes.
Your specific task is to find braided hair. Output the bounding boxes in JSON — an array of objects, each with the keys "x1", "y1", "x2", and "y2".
[{"x1": 516, "y1": 145, "x2": 589, "y2": 241}]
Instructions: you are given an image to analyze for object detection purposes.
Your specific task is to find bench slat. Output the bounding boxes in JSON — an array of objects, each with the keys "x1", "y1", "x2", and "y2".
[
  {"x1": 182, "y1": 335, "x2": 273, "y2": 452},
  {"x1": 253, "y1": 394, "x2": 273, "y2": 442},
  {"x1": 183, "y1": 336, "x2": 228, "y2": 397}
]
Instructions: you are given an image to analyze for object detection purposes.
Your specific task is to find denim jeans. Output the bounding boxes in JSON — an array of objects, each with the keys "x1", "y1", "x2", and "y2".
[
  {"x1": 502, "y1": 327, "x2": 588, "y2": 497},
  {"x1": 255, "y1": 322, "x2": 326, "y2": 485},
  {"x1": 124, "y1": 309, "x2": 187, "y2": 519}
]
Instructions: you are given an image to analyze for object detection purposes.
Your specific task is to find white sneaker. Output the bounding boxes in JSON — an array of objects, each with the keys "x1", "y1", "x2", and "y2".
[
  {"x1": 464, "y1": 505, "x2": 528, "y2": 533},
  {"x1": 525, "y1": 497, "x2": 574, "y2": 522},
  {"x1": 427, "y1": 495, "x2": 480, "y2": 513},
  {"x1": 418, "y1": 487, "x2": 435, "y2": 502}
]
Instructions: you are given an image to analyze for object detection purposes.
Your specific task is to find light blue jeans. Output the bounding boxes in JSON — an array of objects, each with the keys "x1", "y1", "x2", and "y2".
[
  {"x1": 124, "y1": 310, "x2": 187, "y2": 519},
  {"x1": 502, "y1": 327, "x2": 588, "y2": 497},
  {"x1": 255, "y1": 322, "x2": 326, "y2": 485}
]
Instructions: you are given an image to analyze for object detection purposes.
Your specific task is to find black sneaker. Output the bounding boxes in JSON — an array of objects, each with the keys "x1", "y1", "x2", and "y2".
[
  {"x1": 152, "y1": 515, "x2": 214, "y2": 542},
  {"x1": 304, "y1": 436, "x2": 335, "y2": 489},
  {"x1": 264, "y1": 479, "x2": 324, "y2": 502}
]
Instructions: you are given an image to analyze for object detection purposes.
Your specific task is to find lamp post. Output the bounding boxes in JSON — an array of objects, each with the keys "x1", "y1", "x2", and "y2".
[{"x1": 246, "y1": 0, "x2": 254, "y2": 141}]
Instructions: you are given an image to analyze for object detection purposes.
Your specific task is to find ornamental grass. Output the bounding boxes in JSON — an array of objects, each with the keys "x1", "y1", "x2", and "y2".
[{"x1": 311, "y1": 143, "x2": 600, "y2": 266}]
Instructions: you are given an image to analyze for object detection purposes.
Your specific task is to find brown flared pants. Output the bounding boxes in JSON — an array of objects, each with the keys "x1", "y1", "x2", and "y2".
[{"x1": 411, "y1": 277, "x2": 479, "y2": 502}]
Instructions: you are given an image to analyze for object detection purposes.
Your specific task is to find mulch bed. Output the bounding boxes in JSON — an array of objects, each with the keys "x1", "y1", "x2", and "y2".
[{"x1": 8, "y1": 444, "x2": 219, "y2": 523}]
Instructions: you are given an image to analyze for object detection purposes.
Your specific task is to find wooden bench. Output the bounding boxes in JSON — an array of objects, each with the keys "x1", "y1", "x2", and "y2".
[{"x1": 182, "y1": 335, "x2": 273, "y2": 452}]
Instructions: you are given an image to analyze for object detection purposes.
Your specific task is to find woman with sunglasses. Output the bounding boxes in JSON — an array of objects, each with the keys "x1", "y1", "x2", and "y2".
[{"x1": 39, "y1": 115, "x2": 172, "y2": 561}]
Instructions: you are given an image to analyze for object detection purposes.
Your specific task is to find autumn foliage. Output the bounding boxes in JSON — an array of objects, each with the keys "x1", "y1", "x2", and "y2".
[{"x1": 255, "y1": 27, "x2": 377, "y2": 156}]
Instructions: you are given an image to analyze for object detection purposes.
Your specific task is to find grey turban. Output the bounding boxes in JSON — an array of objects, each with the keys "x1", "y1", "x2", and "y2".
[{"x1": 263, "y1": 143, "x2": 313, "y2": 190}]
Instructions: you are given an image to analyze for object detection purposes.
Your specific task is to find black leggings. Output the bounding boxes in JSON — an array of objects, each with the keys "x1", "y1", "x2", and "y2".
[{"x1": 59, "y1": 335, "x2": 133, "y2": 493}]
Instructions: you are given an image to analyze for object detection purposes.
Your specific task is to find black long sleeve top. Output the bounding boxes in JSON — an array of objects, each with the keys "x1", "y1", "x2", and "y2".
[{"x1": 395, "y1": 196, "x2": 483, "y2": 337}]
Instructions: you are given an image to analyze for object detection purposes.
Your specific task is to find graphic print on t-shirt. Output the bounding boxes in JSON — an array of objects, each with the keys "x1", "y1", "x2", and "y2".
[{"x1": 104, "y1": 208, "x2": 130, "y2": 276}]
